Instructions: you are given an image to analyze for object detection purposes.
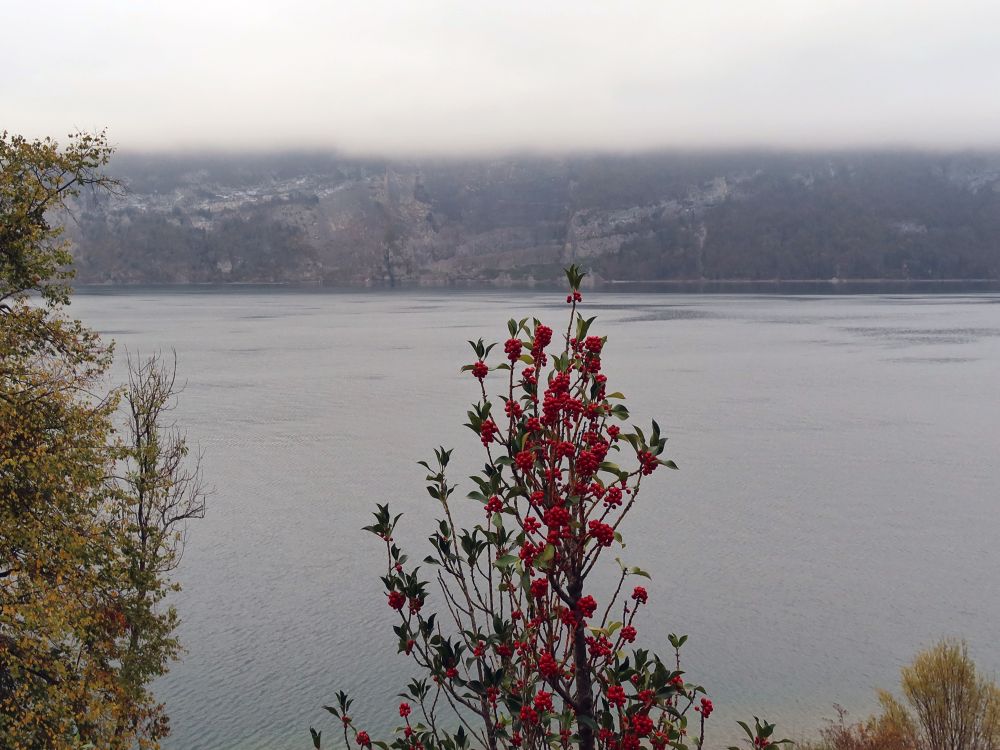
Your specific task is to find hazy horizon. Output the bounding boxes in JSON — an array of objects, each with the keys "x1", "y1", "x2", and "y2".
[
  {"x1": 106, "y1": 144, "x2": 1000, "y2": 161},
  {"x1": 6, "y1": 1, "x2": 1000, "y2": 155}
]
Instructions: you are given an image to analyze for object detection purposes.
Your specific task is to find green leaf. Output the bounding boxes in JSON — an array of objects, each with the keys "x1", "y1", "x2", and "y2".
[
  {"x1": 494, "y1": 554, "x2": 518, "y2": 569},
  {"x1": 535, "y1": 544, "x2": 555, "y2": 567},
  {"x1": 310, "y1": 727, "x2": 322, "y2": 749}
]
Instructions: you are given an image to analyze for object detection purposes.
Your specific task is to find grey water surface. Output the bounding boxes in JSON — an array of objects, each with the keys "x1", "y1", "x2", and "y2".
[{"x1": 72, "y1": 289, "x2": 1000, "y2": 750}]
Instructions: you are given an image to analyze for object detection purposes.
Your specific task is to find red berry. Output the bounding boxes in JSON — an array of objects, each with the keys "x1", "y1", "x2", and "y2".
[
  {"x1": 638, "y1": 450, "x2": 659, "y2": 475},
  {"x1": 530, "y1": 577, "x2": 548, "y2": 599},
  {"x1": 697, "y1": 697, "x2": 714, "y2": 718},
  {"x1": 485, "y1": 495, "x2": 503, "y2": 515},
  {"x1": 538, "y1": 650, "x2": 559, "y2": 678},
  {"x1": 532, "y1": 325, "x2": 553, "y2": 352},
  {"x1": 632, "y1": 714, "x2": 654, "y2": 737},
  {"x1": 576, "y1": 595, "x2": 597, "y2": 619},
  {"x1": 607, "y1": 684, "x2": 626, "y2": 707},
  {"x1": 603, "y1": 486, "x2": 624, "y2": 508},
  {"x1": 533, "y1": 690, "x2": 554, "y2": 713},
  {"x1": 588, "y1": 520, "x2": 615, "y2": 547},
  {"x1": 387, "y1": 591, "x2": 406, "y2": 610},
  {"x1": 480, "y1": 419, "x2": 500, "y2": 446},
  {"x1": 504, "y1": 337, "x2": 523, "y2": 363}
]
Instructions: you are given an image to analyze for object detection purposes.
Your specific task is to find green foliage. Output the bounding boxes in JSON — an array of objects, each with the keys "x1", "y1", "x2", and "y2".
[
  {"x1": 0, "y1": 129, "x2": 117, "y2": 307},
  {"x1": 1, "y1": 131, "x2": 123, "y2": 748},
  {"x1": 1, "y1": 132, "x2": 203, "y2": 750},
  {"x1": 729, "y1": 717, "x2": 791, "y2": 750}
]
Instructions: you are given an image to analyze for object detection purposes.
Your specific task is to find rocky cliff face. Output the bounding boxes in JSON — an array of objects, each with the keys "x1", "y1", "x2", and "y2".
[{"x1": 67, "y1": 151, "x2": 1000, "y2": 285}]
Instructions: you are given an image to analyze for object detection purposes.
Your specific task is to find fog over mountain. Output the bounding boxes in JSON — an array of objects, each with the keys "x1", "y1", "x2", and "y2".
[
  {"x1": 66, "y1": 150, "x2": 1000, "y2": 286},
  {"x1": 6, "y1": 1, "x2": 1000, "y2": 153}
]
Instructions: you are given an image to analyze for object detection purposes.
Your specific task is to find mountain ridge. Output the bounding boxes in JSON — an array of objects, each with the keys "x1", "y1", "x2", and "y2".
[{"x1": 66, "y1": 151, "x2": 1000, "y2": 286}]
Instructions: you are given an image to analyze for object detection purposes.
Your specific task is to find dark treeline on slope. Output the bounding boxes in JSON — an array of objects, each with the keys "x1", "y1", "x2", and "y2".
[{"x1": 67, "y1": 150, "x2": 1000, "y2": 285}]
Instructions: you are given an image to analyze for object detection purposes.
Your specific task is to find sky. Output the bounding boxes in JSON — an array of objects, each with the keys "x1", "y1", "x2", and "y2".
[{"x1": 4, "y1": 0, "x2": 1000, "y2": 155}]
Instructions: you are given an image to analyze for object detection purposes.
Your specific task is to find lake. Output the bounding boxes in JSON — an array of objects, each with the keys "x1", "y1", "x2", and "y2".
[{"x1": 71, "y1": 288, "x2": 1000, "y2": 749}]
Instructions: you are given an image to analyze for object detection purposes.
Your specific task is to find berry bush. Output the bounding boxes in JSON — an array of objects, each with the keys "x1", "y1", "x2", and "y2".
[{"x1": 312, "y1": 267, "x2": 785, "y2": 750}]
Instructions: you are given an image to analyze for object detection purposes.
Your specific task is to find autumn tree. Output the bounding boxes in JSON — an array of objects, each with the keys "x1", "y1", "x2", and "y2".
[
  {"x1": 1, "y1": 130, "x2": 204, "y2": 749},
  {"x1": 877, "y1": 640, "x2": 1000, "y2": 750},
  {"x1": 312, "y1": 267, "x2": 785, "y2": 750},
  {"x1": 107, "y1": 351, "x2": 208, "y2": 746},
  {"x1": 800, "y1": 640, "x2": 1000, "y2": 750}
]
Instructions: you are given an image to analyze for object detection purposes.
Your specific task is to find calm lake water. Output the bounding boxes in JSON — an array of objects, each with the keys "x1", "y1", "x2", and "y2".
[{"x1": 72, "y1": 289, "x2": 1000, "y2": 750}]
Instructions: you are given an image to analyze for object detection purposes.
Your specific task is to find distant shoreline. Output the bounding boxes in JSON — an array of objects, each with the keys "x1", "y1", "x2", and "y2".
[
  {"x1": 607, "y1": 277, "x2": 999, "y2": 285},
  {"x1": 601, "y1": 277, "x2": 1000, "y2": 293},
  {"x1": 73, "y1": 277, "x2": 1000, "y2": 295}
]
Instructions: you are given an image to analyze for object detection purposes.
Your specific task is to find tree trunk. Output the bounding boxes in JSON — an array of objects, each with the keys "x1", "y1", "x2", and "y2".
[{"x1": 569, "y1": 578, "x2": 596, "y2": 750}]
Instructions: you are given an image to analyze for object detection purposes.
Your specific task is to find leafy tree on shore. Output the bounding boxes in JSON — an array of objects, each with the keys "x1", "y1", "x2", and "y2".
[
  {"x1": 879, "y1": 640, "x2": 1000, "y2": 750},
  {"x1": 1, "y1": 130, "x2": 204, "y2": 749},
  {"x1": 107, "y1": 352, "x2": 207, "y2": 745}
]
